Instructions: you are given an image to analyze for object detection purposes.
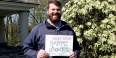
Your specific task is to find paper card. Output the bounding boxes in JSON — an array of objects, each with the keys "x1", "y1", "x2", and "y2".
[{"x1": 45, "y1": 35, "x2": 73, "y2": 56}]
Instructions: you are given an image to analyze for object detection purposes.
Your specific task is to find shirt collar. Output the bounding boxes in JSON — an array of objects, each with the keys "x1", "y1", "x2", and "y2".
[{"x1": 47, "y1": 19, "x2": 62, "y2": 30}]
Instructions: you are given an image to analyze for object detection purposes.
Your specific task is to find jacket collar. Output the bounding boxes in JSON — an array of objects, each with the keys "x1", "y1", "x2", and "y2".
[{"x1": 45, "y1": 20, "x2": 67, "y2": 29}]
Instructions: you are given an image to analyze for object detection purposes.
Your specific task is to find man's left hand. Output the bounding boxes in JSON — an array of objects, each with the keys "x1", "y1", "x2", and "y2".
[{"x1": 69, "y1": 52, "x2": 77, "y2": 58}]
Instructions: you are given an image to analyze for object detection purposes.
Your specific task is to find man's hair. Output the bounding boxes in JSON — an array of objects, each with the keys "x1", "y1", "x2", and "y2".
[{"x1": 47, "y1": 0, "x2": 62, "y2": 9}]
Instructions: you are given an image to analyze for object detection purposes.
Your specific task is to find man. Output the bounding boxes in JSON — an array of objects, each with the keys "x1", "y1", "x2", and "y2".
[{"x1": 23, "y1": 0, "x2": 81, "y2": 58}]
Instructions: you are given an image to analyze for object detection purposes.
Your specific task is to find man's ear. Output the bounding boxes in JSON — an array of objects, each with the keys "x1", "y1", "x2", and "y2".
[{"x1": 46, "y1": 10, "x2": 48, "y2": 14}]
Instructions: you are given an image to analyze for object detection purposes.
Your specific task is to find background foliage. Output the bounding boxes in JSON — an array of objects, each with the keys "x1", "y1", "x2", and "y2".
[{"x1": 62, "y1": 0, "x2": 116, "y2": 58}]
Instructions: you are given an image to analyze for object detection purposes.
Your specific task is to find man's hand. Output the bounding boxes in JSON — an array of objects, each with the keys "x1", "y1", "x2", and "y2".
[
  {"x1": 69, "y1": 52, "x2": 77, "y2": 58},
  {"x1": 37, "y1": 49, "x2": 49, "y2": 58}
]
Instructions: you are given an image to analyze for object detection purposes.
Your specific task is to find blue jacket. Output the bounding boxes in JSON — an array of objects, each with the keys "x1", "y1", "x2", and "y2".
[{"x1": 23, "y1": 20, "x2": 81, "y2": 58}]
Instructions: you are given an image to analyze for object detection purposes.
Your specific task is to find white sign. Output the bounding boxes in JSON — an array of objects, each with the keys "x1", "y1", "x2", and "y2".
[{"x1": 45, "y1": 35, "x2": 73, "y2": 56}]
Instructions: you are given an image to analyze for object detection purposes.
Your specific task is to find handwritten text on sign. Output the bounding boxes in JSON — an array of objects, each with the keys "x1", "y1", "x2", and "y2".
[{"x1": 45, "y1": 35, "x2": 73, "y2": 56}]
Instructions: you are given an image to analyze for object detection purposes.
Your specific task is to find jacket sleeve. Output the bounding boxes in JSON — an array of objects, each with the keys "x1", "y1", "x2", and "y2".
[
  {"x1": 23, "y1": 26, "x2": 39, "y2": 58},
  {"x1": 73, "y1": 31, "x2": 81, "y2": 58}
]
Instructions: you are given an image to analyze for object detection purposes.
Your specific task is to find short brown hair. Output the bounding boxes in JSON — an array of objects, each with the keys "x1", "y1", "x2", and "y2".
[{"x1": 47, "y1": 0, "x2": 62, "y2": 9}]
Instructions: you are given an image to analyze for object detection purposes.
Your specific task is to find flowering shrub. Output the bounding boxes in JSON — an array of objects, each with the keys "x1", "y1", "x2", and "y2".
[{"x1": 62, "y1": 0, "x2": 116, "y2": 58}]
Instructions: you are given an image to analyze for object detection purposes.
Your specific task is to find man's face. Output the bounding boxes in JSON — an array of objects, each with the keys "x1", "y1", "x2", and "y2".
[{"x1": 47, "y1": 3, "x2": 62, "y2": 23}]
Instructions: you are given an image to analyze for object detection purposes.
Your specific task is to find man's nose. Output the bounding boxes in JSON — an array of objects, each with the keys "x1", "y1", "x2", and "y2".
[{"x1": 54, "y1": 10, "x2": 58, "y2": 13}]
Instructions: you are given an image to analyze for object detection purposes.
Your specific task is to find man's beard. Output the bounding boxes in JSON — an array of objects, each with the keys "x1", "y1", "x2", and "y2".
[{"x1": 48, "y1": 13, "x2": 61, "y2": 23}]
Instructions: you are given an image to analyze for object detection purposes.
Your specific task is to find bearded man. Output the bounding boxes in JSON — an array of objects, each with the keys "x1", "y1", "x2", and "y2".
[{"x1": 23, "y1": 0, "x2": 81, "y2": 58}]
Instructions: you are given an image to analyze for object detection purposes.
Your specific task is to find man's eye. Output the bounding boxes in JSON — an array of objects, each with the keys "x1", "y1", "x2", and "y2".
[{"x1": 52, "y1": 9, "x2": 55, "y2": 10}]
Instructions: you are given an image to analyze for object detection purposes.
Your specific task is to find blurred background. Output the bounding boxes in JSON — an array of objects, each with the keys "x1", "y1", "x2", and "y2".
[{"x1": 0, "y1": 0, "x2": 116, "y2": 58}]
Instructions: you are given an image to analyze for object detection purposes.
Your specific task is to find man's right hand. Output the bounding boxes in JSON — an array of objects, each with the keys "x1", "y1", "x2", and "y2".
[{"x1": 37, "y1": 49, "x2": 49, "y2": 58}]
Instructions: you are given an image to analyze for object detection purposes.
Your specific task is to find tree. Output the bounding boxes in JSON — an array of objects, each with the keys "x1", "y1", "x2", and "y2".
[
  {"x1": 62, "y1": 0, "x2": 116, "y2": 58},
  {"x1": 5, "y1": 15, "x2": 20, "y2": 46},
  {"x1": 28, "y1": 0, "x2": 48, "y2": 31}
]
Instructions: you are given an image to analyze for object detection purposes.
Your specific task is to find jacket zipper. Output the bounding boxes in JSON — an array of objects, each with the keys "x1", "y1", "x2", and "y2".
[{"x1": 56, "y1": 24, "x2": 68, "y2": 35}]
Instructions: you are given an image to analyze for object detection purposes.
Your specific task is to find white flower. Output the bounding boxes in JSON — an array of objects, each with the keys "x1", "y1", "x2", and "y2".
[
  {"x1": 107, "y1": 25, "x2": 111, "y2": 29},
  {"x1": 112, "y1": 5, "x2": 116, "y2": 11},
  {"x1": 86, "y1": 0, "x2": 91, "y2": 3},
  {"x1": 102, "y1": 19, "x2": 109, "y2": 23},
  {"x1": 77, "y1": 38, "x2": 83, "y2": 44},
  {"x1": 103, "y1": 30, "x2": 109, "y2": 34},
  {"x1": 80, "y1": 9, "x2": 87, "y2": 15},
  {"x1": 73, "y1": 27, "x2": 77, "y2": 30},
  {"x1": 108, "y1": 40, "x2": 113, "y2": 44},
  {"x1": 104, "y1": 10, "x2": 108, "y2": 14},
  {"x1": 86, "y1": 22, "x2": 91, "y2": 26},
  {"x1": 92, "y1": 25, "x2": 95, "y2": 29},
  {"x1": 76, "y1": 32, "x2": 81, "y2": 36},
  {"x1": 108, "y1": 0, "x2": 114, "y2": 3},
  {"x1": 79, "y1": 25, "x2": 84, "y2": 28},
  {"x1": 68, "y1": 20, "x2": 73, "y2": 24},
  {"x1": 109, "y1": 14, "x2": 114, "y2": 18},
  {"x1": 95, "y1": 1, "x2": 100, "y2": 8},
  {"x1": 78, "y1": 2, "x2": 81, "y2": 5},
  {"x1": 102, "y1": 34, "x2": 107, "y2": 37},
  {"x1": 100, "y1": 24, "x2": 105, "y2": 28},
  {"x1": 102, "y1": 38, "x2": 106, "y2": 43}
]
